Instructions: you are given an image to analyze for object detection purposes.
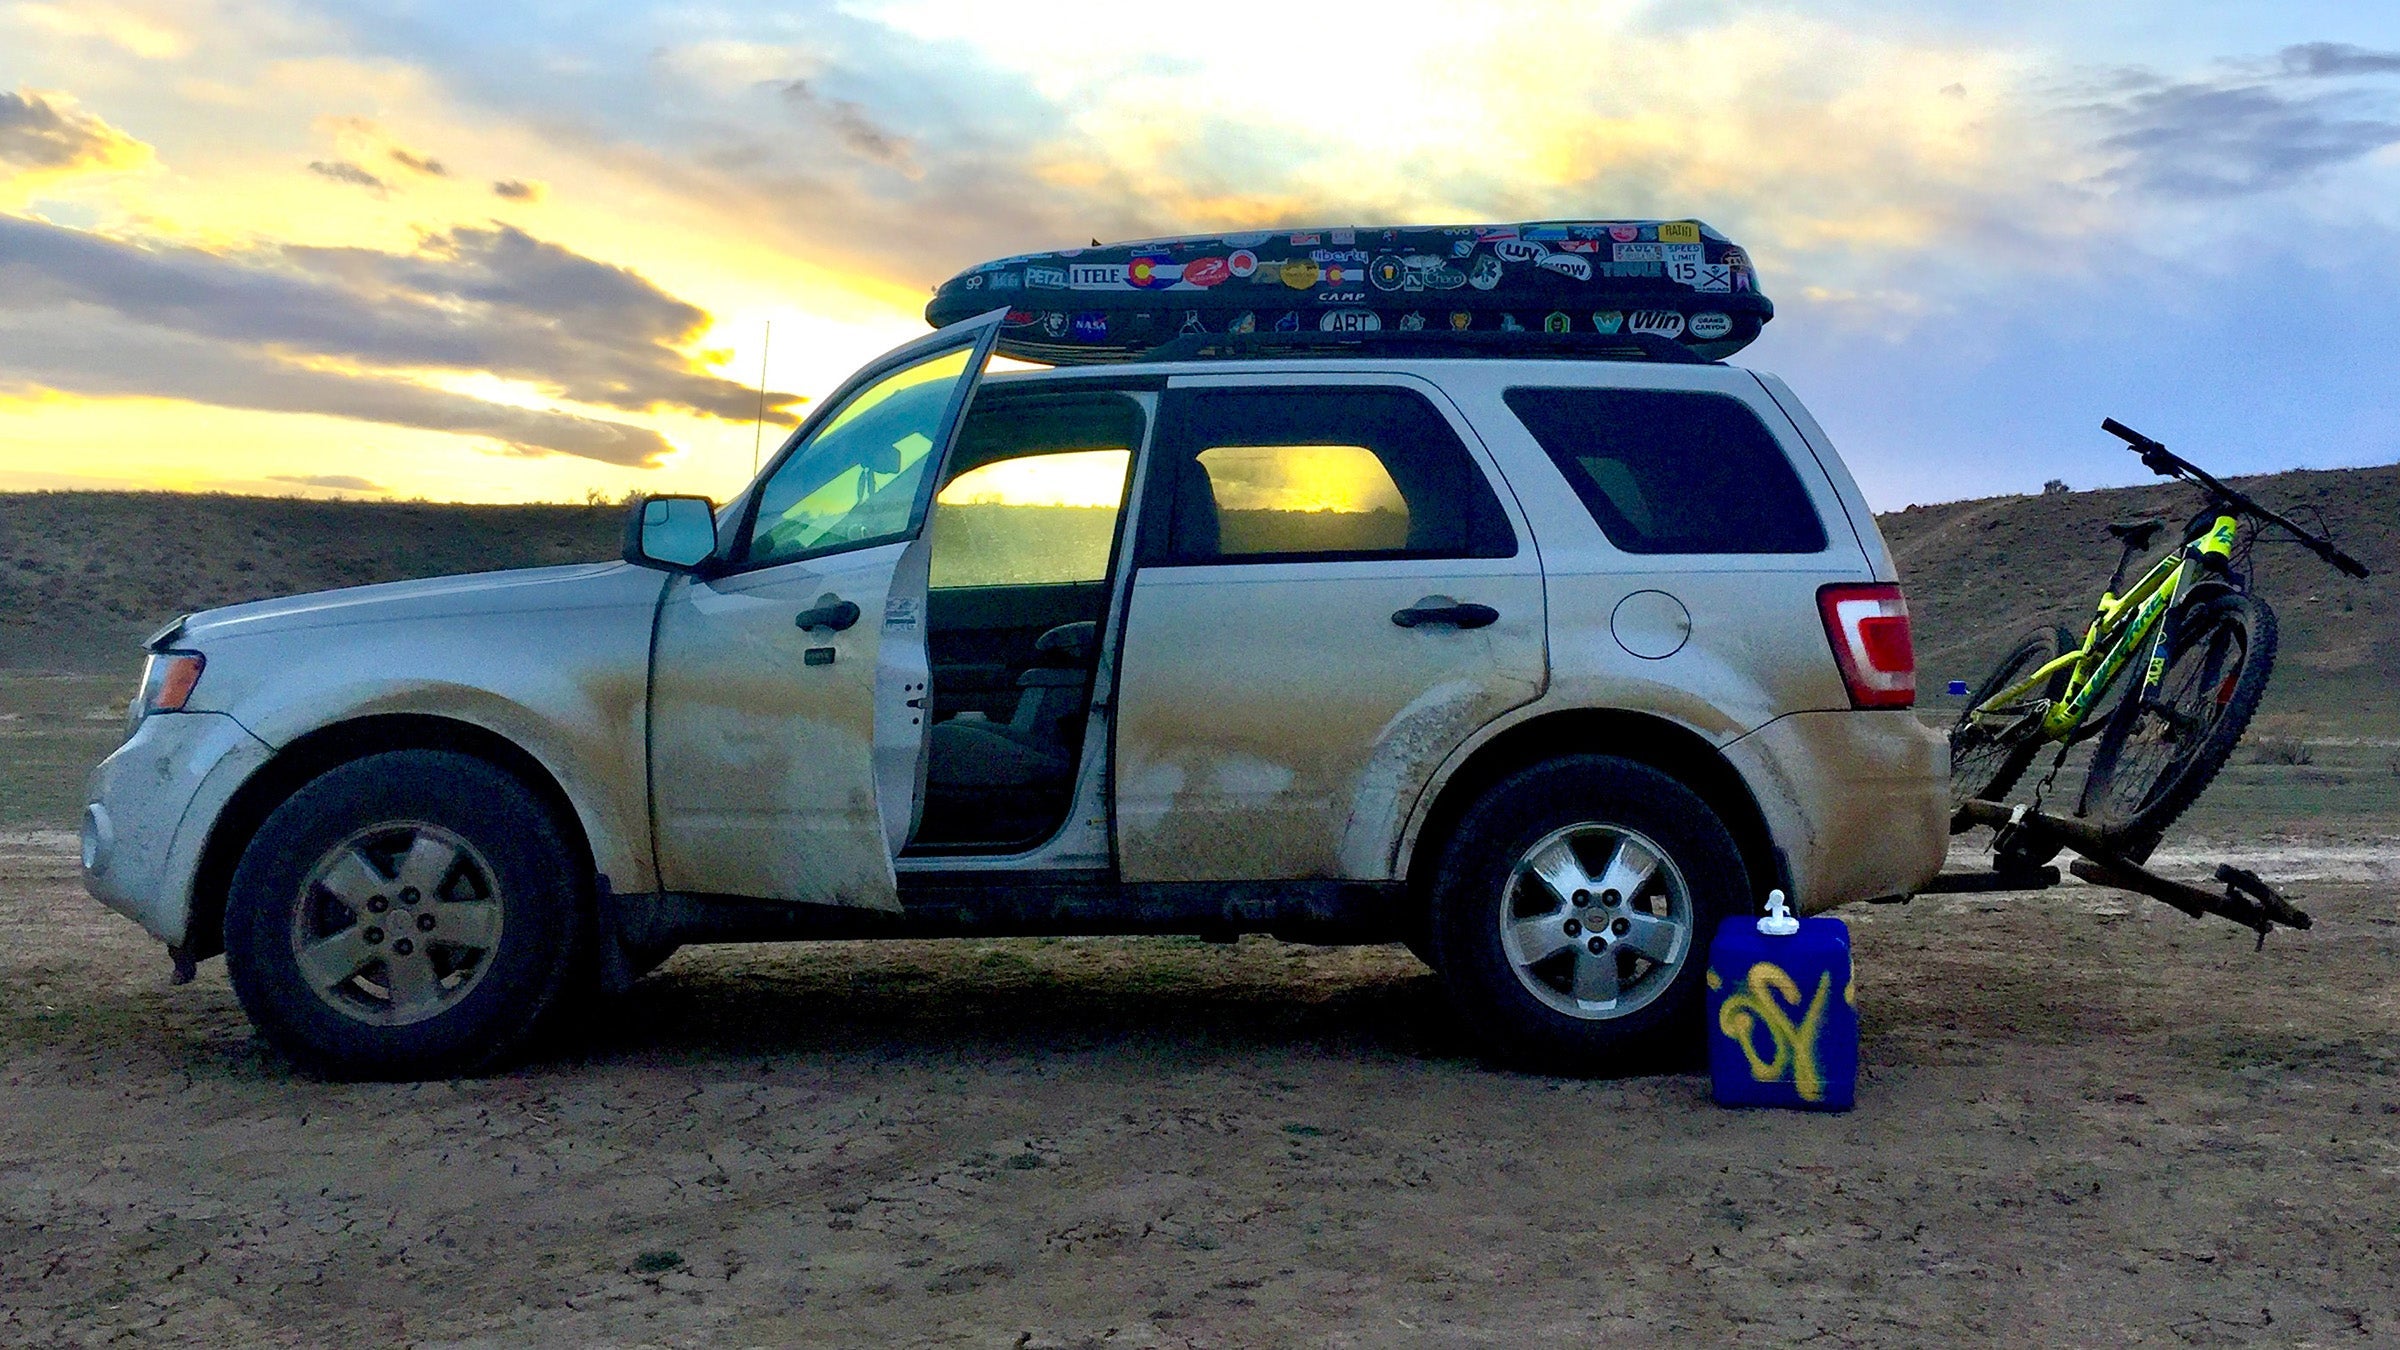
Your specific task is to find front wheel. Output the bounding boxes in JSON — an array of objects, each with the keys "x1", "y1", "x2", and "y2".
[
  {"x1": 223, "y1": 750, "x2": 587, "y2": 1079},
  {"x1": 2078, "y1": 592, "x2": 2277, "y2": 858},
  {"x1": 1430, "y1": 756, "x2": 1748, "y2": 1075},
  {"x1": 1948, "y1": 626, "x2": 2074, "y2": 813}
]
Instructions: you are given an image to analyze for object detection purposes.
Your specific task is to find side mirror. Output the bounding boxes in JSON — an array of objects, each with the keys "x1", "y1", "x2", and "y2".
[{"x1": 622, "y1": 494, "x2": 719, "y2": 571}]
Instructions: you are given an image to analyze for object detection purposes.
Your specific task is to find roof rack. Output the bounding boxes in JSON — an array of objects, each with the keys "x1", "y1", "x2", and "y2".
[{"x1": 1130, "y1": 330, "x2": 1714, "y2": 365}]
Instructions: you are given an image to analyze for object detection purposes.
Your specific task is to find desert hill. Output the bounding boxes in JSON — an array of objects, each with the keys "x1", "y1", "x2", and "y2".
[{"x1": 4, "y1": 466, "x2": 2394, "y2": 727}]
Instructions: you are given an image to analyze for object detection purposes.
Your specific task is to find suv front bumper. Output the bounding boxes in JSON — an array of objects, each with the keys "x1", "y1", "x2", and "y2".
[
  {"x1": 82, "y1": 711, "x2": 273, "y2": 947},
  {"x1": 1724, "y1": 709, "x2": 1948, "y2": 914}
]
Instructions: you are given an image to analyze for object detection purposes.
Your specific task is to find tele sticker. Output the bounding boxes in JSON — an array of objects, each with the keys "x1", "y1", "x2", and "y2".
[
  {"x1": 1067, "y1": 263, "x2": 1126, "y2": 289},
  {"x1": 1687, "y1": 311, "x2": 1733, "y2": 340}
]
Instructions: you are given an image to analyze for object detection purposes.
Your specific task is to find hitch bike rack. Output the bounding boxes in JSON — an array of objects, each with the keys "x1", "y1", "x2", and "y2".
[{"x1": 1921, "y1": 798, "x2": 2312, "y2": 946}]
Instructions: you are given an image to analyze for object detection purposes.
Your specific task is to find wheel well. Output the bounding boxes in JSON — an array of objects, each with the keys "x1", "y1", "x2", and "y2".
[
  {"x1": 1405, "y1": 709, "x2": 1782, "y2": 910},
  {"x1": 183, "y1": 715, "x2": 596, "y2": 962}
]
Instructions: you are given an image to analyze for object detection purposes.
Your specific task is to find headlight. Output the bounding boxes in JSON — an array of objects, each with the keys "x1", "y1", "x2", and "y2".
[{"x1": 130, "y1": 650, "x2": 206, "y2": 729}]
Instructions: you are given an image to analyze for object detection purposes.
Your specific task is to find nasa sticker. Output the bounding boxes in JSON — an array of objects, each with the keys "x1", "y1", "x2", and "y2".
[
  {"x1": 1628, "y1": 310, "x2": 1686, "y2": 338},
  {"x1": 1687, "y1": 311, "x2": 1733, "y2": 340},
  {"x1": 1071, "y1": 312, "x2": 1109, "y2": 342},
  {"x1": 1228, "y1": 249, "x2": 1260, "y2": 278},
  {"x1": 1468, "y1": 255, "x2": 1504, "y2": 290},
  {"x1": 1319, "y1": 309, "x2": 1382, "y2": 333}
]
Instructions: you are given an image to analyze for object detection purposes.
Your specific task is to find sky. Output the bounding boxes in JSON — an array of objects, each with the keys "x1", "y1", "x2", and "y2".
[{"x1": 2, "y1": 0, "x2": 2397, "y2": 510}]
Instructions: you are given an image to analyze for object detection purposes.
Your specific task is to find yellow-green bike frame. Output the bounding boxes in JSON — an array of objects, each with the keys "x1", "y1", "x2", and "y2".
[{"x1": 1963, "y1": 514, "x2": 2240, "y2": 745}]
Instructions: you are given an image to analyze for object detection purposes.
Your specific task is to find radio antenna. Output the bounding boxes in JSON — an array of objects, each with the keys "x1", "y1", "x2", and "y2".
[{"x1": 751, "y1": 319, "x2": 773, "y2": 473}]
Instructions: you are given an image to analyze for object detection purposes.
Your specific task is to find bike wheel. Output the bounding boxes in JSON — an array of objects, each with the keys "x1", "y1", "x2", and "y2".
[
  {"x1": 2078, "y1": 593, "x2": 2276, "y2": 858},
  {"x1": 1949, "y1": 626, "x2": 2073, "y2": 812}
]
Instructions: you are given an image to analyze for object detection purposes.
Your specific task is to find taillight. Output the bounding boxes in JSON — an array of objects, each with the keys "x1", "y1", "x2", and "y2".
[{"x1": 1817, "y1": 583, "x2": 1914, "y2": 709}]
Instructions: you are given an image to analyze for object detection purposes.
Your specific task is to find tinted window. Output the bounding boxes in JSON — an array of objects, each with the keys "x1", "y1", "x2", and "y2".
[
  {"x1": 931, "y1": 449, "x2": 1130, "y2": 587},
  {"x1": 1504, "y1": 388, "x2": 1827, "y2": 554},
  {"x1": 746, "y1": 346, "x2": 975, "y2": 567},
  {"x1": 1151, "y1": 387, "x2": 1515, "y2": 564}
]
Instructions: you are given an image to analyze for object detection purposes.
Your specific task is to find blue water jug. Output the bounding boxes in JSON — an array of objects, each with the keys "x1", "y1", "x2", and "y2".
[{"x1": 1706, "y1": 890, "x2": 1857, "y2": 1111}]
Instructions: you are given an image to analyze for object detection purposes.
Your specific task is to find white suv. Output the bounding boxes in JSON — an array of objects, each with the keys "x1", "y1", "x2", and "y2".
[{"x1": 82, "y1": 311, "x2": 1945, "y2": 1079}]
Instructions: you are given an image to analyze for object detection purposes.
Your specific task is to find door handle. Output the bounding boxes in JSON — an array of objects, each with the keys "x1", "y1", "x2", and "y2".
[
  {"x1": 1392, "y1": 600, "x2": 1499, "y2": 629},
  {"x1": 794, "y1": 597, "x2": 861, "y2": 632}
]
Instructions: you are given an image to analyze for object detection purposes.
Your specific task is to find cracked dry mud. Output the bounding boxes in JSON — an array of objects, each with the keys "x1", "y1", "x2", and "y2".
[{"x1": 4, "y1": 829, "x2": 2398, "y2": 1347}]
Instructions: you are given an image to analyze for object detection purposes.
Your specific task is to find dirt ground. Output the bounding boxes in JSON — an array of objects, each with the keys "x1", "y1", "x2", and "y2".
[{"x1": 3, "y1": 826, "x2": 2396, "y2": 1348}]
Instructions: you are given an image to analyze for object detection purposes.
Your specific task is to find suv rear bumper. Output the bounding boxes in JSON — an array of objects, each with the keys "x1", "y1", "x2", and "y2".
[{"x1": 1724, "y1": 709, "x2": 1947, "y2": 914}]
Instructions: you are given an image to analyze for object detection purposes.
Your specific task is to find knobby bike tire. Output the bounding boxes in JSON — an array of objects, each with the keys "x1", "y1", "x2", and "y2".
[
  {"x1": 2078, "y1": 592, "x2": 2277, "y2": 860},
  {"x1": 1948, "y1": 625, "x2": 2075, "y2": 814}
]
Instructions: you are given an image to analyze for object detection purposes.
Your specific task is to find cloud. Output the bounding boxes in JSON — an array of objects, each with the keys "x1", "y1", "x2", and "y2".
[
  {"x1": 388, "y1": 146, "x2": 446, "y2": 177},
  {"x1": 270, "y1": 474, "x2": 384, "y2": 491},
  {"x1": 491, "y1": 178, "x2": 543, "y2": 200},
  {"x1": 2278, "y1": 43, "x2": 2400, "y2": 79},
  {"x1": 0, "y1": 213, "x2": 803, "y2": 463},
  {"x1": 0, "y1": 89, "x2": 152, "y2": 190},
  {"x1": 2087, "y1": 74, "x2": 2400, "y2": 198},
  {"x1": 0, "y1": 305, "x2": 678, "y2": 465},
  {"x1": 779, "y1": 79, "x2": 921, "y2": 177},
  {"x1": 307, "y1": 158, "x2": 388, "y2": 192}
]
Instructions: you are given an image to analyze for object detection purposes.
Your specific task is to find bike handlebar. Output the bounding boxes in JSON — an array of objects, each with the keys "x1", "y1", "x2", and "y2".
[{"x1": 2102, "y1": 418, "x2": 2371, "y2": 579}]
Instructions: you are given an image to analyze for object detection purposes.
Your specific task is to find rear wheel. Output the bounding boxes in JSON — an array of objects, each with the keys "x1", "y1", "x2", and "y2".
[
  {"x1": 223, "y1": 750, "x2": 586, "y2": 1079},
  {"x1": 2079, "y1": 593, "x2": 2276, "y2": 859},
  {"x1": 1431, "y1": 756, "x2": 1747, "y2": 1074},
  {"x1": 1948, "y1": 626, "x2": 2074, "y2": 812}
]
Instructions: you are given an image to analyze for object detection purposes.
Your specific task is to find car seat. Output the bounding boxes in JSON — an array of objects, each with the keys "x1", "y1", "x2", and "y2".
[{"x1": 919, "y1": 620, "x2": 1098, "y2": 844}]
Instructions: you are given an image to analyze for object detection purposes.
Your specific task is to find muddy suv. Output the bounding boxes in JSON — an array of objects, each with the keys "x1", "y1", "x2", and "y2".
[{"x1": 82, "y1": 312, "x2": 1945, "y2": 1078}]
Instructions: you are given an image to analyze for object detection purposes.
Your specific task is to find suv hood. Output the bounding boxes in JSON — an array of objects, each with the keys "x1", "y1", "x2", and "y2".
[{"x1": 171, "y1": 563, "x2": 662, "y2": 647}]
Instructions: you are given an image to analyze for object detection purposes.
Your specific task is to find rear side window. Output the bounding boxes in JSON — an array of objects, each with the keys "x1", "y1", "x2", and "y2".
[
  {"x1": 1504, "y1": 388, "x2": 1827, "y2": 554},
  {"x1": 1150, "y1": 387, "x2": 1516, "y2": 564}
]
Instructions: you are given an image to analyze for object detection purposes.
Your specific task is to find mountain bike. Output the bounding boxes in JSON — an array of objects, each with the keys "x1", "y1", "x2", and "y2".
[{"x1": 1948, "y1": 418, "x2": 2370, "y2": 858}]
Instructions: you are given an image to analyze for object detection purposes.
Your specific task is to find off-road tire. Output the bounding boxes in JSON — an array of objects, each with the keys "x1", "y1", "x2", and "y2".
[
  {"x1": 1949, "y1": 625, "x2": 2075, "y2": 814},
  {"x1": 2079, "y1": 592, "x2": 2277, "y2": 860},
  {"x1": 1430, "y1": 755, "x2": 1748, "y2": 1075},
  {"x1": 223, "y1": 750, "x2": 586, "y2": 1080}
]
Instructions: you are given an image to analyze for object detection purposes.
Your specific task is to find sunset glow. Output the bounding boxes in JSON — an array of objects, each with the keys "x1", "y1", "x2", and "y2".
[{"x1": 3, "y1": 3, "x2": 2396, "y2": 508}]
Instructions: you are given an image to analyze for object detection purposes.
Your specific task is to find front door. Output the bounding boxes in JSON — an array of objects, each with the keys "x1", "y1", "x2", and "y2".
[
  {"x1": 1112, "y1": 376, "x2": 1549, "y2": 883},
  {"x1": 648, "y1": 314, "x2": 1002, "y2": 910}
]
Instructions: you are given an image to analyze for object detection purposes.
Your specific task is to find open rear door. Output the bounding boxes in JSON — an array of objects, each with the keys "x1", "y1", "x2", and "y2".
[{"x1": 647, "y1": 312, "x2": 1005, "y2": 911}]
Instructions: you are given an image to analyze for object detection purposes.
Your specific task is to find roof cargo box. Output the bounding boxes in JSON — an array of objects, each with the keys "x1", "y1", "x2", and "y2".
[{"x1": 926, "y1": 221, "x2": 1771, "y2": 364}]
